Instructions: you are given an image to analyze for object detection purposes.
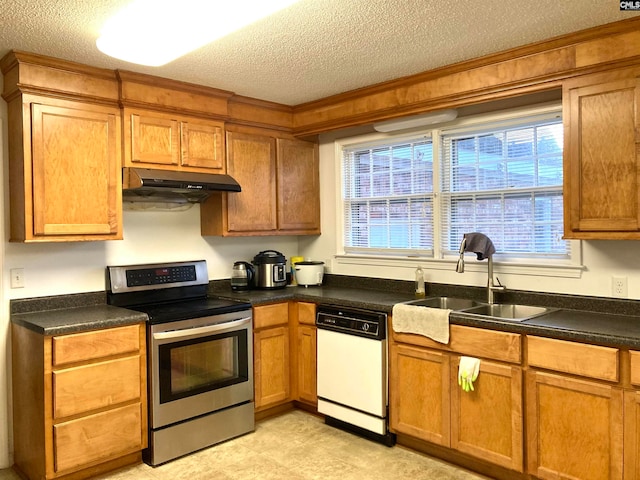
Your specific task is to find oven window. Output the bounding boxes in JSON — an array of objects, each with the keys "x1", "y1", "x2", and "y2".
[{"x1": 158, "y1": 330, "x2": 249, "y2": 403}]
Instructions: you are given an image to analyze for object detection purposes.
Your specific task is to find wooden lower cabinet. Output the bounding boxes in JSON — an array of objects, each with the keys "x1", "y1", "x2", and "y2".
[
  {"x1": 390, "y1": 325, "x2": 524, "y2": 475},
  {"x1": 390, "y1": 342, "x2": 523, "y2": 472},
  {"x1": 625, "y1": 351, "x2": 640, "y2": 479},
  {"x1": 253, "y1": 301, "x2": 316, "y2": 411},
  {"x1": 625, "y1": 390, "x2": 640, "y2": 479},
  {"x1": 451, "y1": 358, "x2": 523, "y2": 471},
  {"x1": 12, "y1": 322, "x2": 147, "y2": 480},
  {"x1": 291, "y1": 302, "x2": 317, "y2": 406},
  {"x1": 526, "y1": 370, "x2": 623, "y2": 479},
  {"x1": 253, "y1": 303, "x2": 291, "y2": 410},
  {"x1": 254, "y1": 326, "x2": 291, "y2": 409},
  {"x1": 390, "y1": 344, "x2": 451, "y2": 445}
]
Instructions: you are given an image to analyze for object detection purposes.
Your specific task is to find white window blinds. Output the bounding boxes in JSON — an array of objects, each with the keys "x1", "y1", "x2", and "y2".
[
  {"x1": 342, "y1": 138, "x2": 434, "y2": 255},
  {"x1": 339, "y1": 105, "x2": 569, "y2": 262},
  {"x1": 440, "y1": 114, "x2": 568, "y2": 258}
]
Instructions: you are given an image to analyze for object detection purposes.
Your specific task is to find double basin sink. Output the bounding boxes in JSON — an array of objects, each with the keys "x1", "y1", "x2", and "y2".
[{"x1": 404, "y1": 296, "x2": 556, "y2": 322}]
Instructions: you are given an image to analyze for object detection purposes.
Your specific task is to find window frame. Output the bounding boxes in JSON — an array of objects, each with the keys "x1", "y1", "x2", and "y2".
[{"x1": 334, "y1": 102, "x2": 583, "y2": 279}]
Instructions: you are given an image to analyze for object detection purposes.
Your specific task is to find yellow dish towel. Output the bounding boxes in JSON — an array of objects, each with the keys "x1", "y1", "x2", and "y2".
[
  {"x1": 458, "y1": 356, "x2": 480, "y2": 392},
  {"x1": 391, "y1": 304, "x2": 450, "y2": 344}
]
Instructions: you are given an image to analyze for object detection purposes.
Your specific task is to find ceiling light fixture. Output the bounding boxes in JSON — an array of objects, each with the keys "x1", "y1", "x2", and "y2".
[
  {"x1": 373, "y1": 109, "x2": 458, "y2": 132},
  {"x1": 96, "y1": 0, "x2": 300, "y2": 66}
]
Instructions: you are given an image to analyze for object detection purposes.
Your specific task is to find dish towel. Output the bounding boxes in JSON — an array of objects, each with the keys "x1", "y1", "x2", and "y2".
[
  {"x1": 463, "y1": 232, "x2": 496, "y2": 260},
  {"x1": 458, "y1": 356, "x2": 481, "y2": 392},
  {"x1": 391, "y1": 304, "x2": 450, "y2": 344}
]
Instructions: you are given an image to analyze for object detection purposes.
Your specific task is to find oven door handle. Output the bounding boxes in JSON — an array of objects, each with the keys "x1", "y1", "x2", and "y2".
[{"x1": 152, "y1": 316, "x2": 252, "y2": 340}]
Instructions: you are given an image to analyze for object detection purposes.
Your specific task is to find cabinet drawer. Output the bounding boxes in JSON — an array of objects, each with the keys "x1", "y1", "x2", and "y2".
[
  {"x1": 297, "y1": 302, "x2": 317, "y2": 325},
  {"x1": 527, "y1": 336, "x2": 619, "y2": 382},
  {"x1": 53, "y1": 403, "x2": 142, "y2": 472},
  {"x1": 392, "y1": 324, "x2": 521, "y2": 364},
  {"x1": 254, "y1": 303, "x2": 289, "y2": 329},
  {"x1": 53, "y1": 356, "x2": 141, "y2": 418},
  {"x1": 52, "y1": 324, "x2": 141, "y2": 366}
]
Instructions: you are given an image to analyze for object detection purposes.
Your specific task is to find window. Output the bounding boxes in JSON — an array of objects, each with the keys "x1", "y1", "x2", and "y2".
[
  {"x1": 343, "y1": 139, "x2": 434, "y2": 255},
  {"x1": 341, "y1": 105, "x2": 570, "y2": 264}
]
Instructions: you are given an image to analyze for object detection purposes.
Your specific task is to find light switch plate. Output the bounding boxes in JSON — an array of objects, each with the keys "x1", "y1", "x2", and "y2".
[{"x1": 10, "y1": 268, "x2": 25, "y2": 288}]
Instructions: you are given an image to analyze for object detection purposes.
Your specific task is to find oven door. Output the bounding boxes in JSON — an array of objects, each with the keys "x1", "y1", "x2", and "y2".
[{"x1": 149, "y1": 311, "x2": 253, "y2": 429}]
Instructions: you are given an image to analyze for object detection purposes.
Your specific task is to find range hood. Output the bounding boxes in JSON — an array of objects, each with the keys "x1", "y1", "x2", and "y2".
[{"x1": 122, "y1": 167, "x2": 241, "y2": 204}]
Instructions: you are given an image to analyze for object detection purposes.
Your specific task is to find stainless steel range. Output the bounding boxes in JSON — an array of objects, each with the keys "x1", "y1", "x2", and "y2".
[{"x1": 106, "y1": 260, "x2": 254, "y2": 466}]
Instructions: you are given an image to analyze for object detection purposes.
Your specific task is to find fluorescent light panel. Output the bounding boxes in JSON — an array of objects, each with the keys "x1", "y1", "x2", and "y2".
[
  {"x1": 97, "y1": 0, "x2": 299, "y2": 66},
  {"x1": 373, "y1": 109, "x2": 458, "y2": 132}
]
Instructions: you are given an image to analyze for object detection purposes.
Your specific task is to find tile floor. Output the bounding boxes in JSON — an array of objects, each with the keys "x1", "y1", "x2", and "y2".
[{"x1": 0, "y1": 410, "x2": 488, "y2": 480}]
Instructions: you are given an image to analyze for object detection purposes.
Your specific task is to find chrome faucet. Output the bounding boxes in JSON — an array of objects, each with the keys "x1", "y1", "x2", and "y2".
[
  {"x1": 485, "y1": 256, "x2": 505, "y2": 304},
  {"x1": 455, "y1": 234, "x2": 505, "y2": 304}
]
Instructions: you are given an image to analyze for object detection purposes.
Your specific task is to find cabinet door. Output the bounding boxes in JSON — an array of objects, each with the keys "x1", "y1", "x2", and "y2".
[
  {"x1": 226, "y1": 131, "x2": 277, "y2": 233},
  {"x1": 526, "y1": 370, "x2": 623, "y2": 479},
  {"x1": 31, "y1": 103, "x2": 121, "y2": 239},
  {"x1": 276, "y1": 138, "x2": 320, "y2": 234},
  {"x1": 254, "y1": 326, "x2": 290, "y2": 409},
  {"x1": 129, "y1": 112, "x2": 180, "y2": 166},
  {"x1": 180, "y1": 120, "x2": 225, "y2": 171},
  {"x1": 625, "y1": 390, "x2": 640, "y2": 480},
  {"x1": 450, "y1": 358, "x2": 523, "y2": 472},
  {"x1": 389, "y1": 343, "x2": 450, "y2": 446},
  {"x1": 296, "y1": 324, "x2": 317, "y2": 405},
  {"x1": 564, "y1": 69, "x2": 640, "y2": 238}
]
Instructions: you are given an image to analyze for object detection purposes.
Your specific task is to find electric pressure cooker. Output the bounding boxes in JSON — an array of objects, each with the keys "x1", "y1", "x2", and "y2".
[{"x1": 252, "y1": 250, "x2": 287, "y2": 289}]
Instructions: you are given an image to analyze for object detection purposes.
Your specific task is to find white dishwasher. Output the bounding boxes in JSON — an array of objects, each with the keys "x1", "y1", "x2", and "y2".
[{"x1": 316, "y1": 305, "x2": 395, "y2": 446}]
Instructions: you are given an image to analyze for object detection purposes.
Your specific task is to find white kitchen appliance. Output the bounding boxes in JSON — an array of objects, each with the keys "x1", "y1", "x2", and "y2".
[
  {"x1": 294, "y1": 260, "x2": 324, "y2": 286},
  {"x1": 316, "y1": 305, "x2": 395, "y2": 446}
]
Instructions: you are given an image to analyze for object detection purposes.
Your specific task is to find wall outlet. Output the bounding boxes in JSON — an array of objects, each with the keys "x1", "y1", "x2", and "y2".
[
  {"x1": 10, "y1": 268, "x2": 25, "y2": 288},
  {"x1": 612, "y1": 276, "x2": 628, "y2": 298}
]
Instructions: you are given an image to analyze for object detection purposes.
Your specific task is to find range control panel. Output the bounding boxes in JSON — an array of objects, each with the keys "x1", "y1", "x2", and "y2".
[
  {"x1": 126, "y1": 265, "x2": 197, "y2": 287},
  {"x1": 107, "y1": 260, "x2": 208, "y2": 293}
]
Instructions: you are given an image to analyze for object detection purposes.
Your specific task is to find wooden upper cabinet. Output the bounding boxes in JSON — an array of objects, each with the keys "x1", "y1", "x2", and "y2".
[
  {"x1": 277, "y1": 138, "x2": 320, "y2": 234},
  {"x1": 129, "y1": 113, "x2": 179, "y2": 166},
  {"x1": 563, "y1": 67, "x2": 640, "y2": 239},
  {"x1": 225, "y1": 131, "x2": 278, "y2": 233},
  {"x1": 181, "y1": 120, "x2": 225, "y2": 171},
  {"x1": 123, "y1": 109, "x2": 226, "y2": 173},
  {"x1": 201, "y1": 130, "x2": 320, "y2": 236},
  {"x1": 21, "y1": 100, "x2": 122, "y2": 241}
]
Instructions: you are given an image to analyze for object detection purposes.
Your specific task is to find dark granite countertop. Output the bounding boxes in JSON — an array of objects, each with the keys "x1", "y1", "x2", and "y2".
[
  {"x1": 211, "y1": 278, "x2": 640, "y2": 350},
  {"x1": 11, "y1": 275, "x2": 640, "y2": 349},
  {"x1": 12, "y1": 304, "x2": 148, "y2": 336}
]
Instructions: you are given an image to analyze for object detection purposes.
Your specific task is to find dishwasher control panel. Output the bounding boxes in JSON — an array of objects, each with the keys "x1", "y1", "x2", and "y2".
[{"x1": 316, "y1": 305, "x2": 386, "y2": 340}]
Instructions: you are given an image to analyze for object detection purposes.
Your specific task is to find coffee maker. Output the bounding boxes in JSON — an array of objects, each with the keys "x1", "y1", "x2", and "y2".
[{"x1": 231, "y1": 261, "x2": 254, "y2": 291}]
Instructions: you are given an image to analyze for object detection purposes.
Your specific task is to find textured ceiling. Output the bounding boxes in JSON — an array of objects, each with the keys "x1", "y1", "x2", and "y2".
[{"x1": 0, "y1": 0, "x2": 638, "y2": 106}]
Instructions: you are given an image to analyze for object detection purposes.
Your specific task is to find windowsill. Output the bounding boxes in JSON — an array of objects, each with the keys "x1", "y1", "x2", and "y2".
[{"x1": 334, "y1": 254, "x2": 584, "y2": 279}]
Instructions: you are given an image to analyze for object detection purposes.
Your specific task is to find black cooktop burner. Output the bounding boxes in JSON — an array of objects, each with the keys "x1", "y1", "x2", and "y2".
[
  {"x1": 129, "y1": 297, "x2": 252, "y2": 324},
  {"x1": 106, "y1": 260, "x2": 251, "y2": 325}
]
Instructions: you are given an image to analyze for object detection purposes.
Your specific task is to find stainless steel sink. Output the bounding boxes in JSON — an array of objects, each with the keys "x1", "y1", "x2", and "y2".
[
  {"x1": 458, "y1": 303, "x2": 556, "y2": 322},
  {"x1": 404, "y1": 296, "x2": 482, "y2": 310}
]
